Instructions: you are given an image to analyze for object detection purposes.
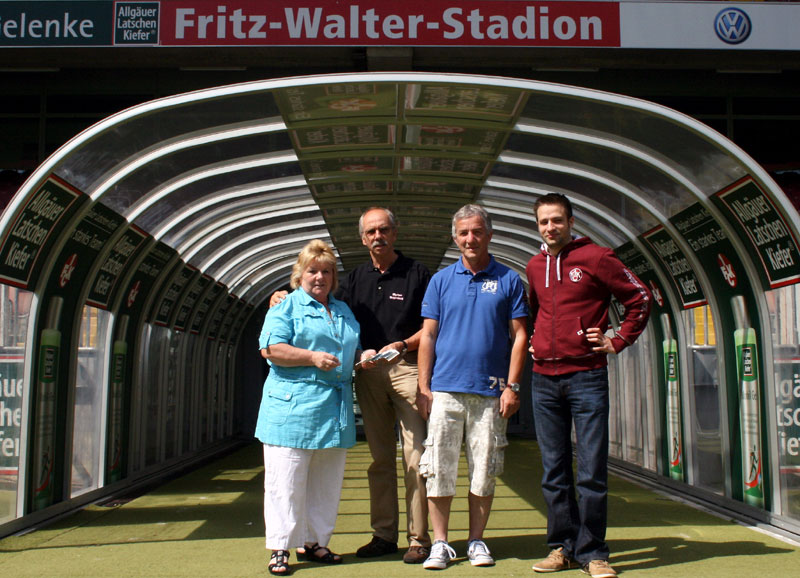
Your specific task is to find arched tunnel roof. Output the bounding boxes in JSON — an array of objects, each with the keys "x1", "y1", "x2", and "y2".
[{"x1": 0, "y1": 72, "x2": 796, "y2": 320}]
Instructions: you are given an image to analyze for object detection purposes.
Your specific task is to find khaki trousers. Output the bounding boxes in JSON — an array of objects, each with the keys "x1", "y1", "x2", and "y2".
[{"x1": 355, "y1": 359, "x2": 430, "y2": 547}]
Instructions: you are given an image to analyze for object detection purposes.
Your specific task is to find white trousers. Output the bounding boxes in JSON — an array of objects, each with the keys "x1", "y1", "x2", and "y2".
[{"x1": 263, "y1": 444, "x2": 347, "y2": 550}]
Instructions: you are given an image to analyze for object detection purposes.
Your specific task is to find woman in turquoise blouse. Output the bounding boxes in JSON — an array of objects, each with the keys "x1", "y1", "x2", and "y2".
[{"x1": 257, "y1": 239, "x2": 375, "y2": 575}]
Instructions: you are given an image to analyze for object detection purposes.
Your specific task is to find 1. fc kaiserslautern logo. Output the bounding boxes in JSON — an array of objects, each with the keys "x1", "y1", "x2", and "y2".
[
  {"x1": 569, "y1": 268, "x2": 583, "y2": 283},
  {"x1": 715, "y1": 8, "x2": 751, "y2": 45}
]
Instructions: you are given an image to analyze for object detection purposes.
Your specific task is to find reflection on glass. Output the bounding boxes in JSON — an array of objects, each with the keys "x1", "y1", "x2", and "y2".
[
  {"x1": 0, "y1": 285, "x2": 31, "y2": 523},
  {"x1": 608, "y1": 319, "x2": 655, "y2": 470},
  {"x1": 687, "y1": 306, "x2": 725, "y2": 495},
  {"x1": 765, "y1": 286, "x2": 800, "y2": 521},
  {"x1": 71, "y1": 306, "x2": 111, "y2": 498}
]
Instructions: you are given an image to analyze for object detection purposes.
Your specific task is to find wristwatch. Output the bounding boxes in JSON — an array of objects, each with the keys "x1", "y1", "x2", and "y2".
[{"x1": 502, "y1": 382, "x2": 521, "y2": 393}]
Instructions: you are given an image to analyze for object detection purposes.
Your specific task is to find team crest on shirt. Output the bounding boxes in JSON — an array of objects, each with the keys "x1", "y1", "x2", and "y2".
[
  {"x1": 569, "y1": 268, "x2": 583, "y2": 282},
  {"x1": 481, "y1": 279, "x2": 498, "y2": 294}
]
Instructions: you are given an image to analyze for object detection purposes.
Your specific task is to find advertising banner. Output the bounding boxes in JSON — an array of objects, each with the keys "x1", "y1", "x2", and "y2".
[
  {"x1": 641, "y1": 227, "x2": 706, "y2": 309},
  {"x1": 190, "y1": 281, "x2": 225, "y2": 335},
  {"x1": 106, "y1": 340, "x2": 126, "y2": 483},
  {"x1": 615, "y1": 241, "x2": 668, "y2": 313},
  {"x1": 0, "y1": 355, "x2": 23, "y2": 477},
  {"x1": 153, "y1": 263, "x2": 197, "y2": 327},
  {"x1": 86, "y1": 226, "x2": 148, "y2": 310},
  {"x1": 2, "y1": 2, "x2": 798, "y2": 50},
  {"x1": 0, "y1": 176, "x2": 84, "y2": 289},
  {"x1": 31, "y1": 328, "x2": 59, "y2": 510},
  {"x1": 715, "y1": 178, "x2": 800, "y2": 290},
  {"x1": 735, "y1": 327, "x2": 764, "y2": 507},
  {"x1": 174, "y1": 273, "x2": 211, "y2": 331},
  {"x1": 665, "y1": 338, "x2": 684, "y2": 480},
  {"x1": 119, "y1": 242, "x2": 175, "y2": 315},
  {"x1": 775, "y1": 355, "x2": 800, "y2": 475}
]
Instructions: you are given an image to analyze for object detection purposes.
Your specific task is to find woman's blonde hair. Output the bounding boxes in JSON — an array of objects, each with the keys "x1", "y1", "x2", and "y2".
[{"x1": 289, "y1": 239, "x2": 339, "y2": 292}]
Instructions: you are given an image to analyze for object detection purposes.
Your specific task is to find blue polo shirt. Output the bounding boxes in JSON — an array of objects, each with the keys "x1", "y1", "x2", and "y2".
[
  {"x1": 255, "y1": 287, "x2": 360, "y2": 449},
  {"x1": 421, "y1": 255, "x2": 528, "y2": 397}
]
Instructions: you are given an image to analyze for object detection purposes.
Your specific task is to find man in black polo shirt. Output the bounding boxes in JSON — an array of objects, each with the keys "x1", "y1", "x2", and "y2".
[{"x1": 269, "y1": 207, "x2": 431, "y2": 563}]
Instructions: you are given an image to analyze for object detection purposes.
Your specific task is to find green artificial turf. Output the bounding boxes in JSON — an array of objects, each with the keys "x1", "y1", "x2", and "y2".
[{"x1": 0, "y1": 439, "x2": 797, "y2": 577}]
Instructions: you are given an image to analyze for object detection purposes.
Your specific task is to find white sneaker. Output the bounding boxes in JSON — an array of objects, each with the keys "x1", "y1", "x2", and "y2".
[
  {"x1": 423, "y1": 540, "x2": 456, "y2": 570},
  {"x1": 467, "y1": 539, "x2": 495, "y2": 566}
]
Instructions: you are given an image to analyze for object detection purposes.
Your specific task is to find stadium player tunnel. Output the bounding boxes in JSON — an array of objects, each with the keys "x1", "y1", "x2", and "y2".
[{"x1": 0, "y1": 72, "x2": 799, "y2": 540}]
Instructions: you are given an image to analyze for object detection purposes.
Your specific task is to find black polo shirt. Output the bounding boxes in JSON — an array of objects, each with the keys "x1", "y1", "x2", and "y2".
[{"x1": 335, "y1": 251, "x2": 431, "y2": 351}]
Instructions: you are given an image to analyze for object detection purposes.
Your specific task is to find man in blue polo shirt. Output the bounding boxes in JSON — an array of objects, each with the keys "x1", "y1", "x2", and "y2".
[{"x1": 416, "y1": 204, "x2": 529, "y2": 570}]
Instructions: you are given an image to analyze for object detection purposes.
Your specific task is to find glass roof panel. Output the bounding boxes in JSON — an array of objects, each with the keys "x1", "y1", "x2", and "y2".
[
  {"x1": 504, "y1": 131, "x2": 696, "y2": 216},
  {"x1": 8, "y1": 72, "x2": 782, "y2": 313},
  {"x1": 490, "y1": 161, "x2": 661, "y2": 233},
  {"x1": 193, "y1": 221, "x2": 328, "y2": 276},
  {"x1": 131, "y1": 161, "x2": 303, "y2": 231},
  {"x1": 162, "y1": 187, "x2": 314, "y2": 248},
  {"x1": 55, "y1": 90, "x2": 284, "y2": 193},
  {"x1": 520, "y1": 92, "x2": 746, "y2": 195}
]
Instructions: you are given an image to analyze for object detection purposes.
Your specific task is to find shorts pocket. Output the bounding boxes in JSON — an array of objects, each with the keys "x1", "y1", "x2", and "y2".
[
  {"x1": 489, "y1": 432, "x2": 509, "y2": 477},
  {"x1": 265, "y1": 387, "x2": 293, "y2": 425},
  {"x1": 419, "y1": 435, "x2": 435, "y2": 479}
]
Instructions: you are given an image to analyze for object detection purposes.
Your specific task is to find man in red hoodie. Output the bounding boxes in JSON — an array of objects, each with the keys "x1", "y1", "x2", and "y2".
[{"x1": 527, "y1": 194, "x2": 651, "y2": 578}]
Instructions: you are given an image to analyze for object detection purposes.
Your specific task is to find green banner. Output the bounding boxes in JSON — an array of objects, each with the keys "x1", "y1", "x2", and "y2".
[
  {"x1": 106, "y1": 340, "x2": 127, "y2": 483},
  {"x1": 664, "y1": 338, "x2": 684, "y2": 480},
  {"x1": 405, "y1": 84, "x2": 527, "y2": 121},
  {"x1": 31, "y1": 329, "x2": 60, "y2": 510},
  {"x1": 175, "y1": 274, "x2": 210, "y2": 331},
  {"x1": 86, "y1": 226, "x2": 148, "y2": 309},
  {"x1": 735, "y1": 327, "x2": 765, "y2": 507},
  {"x1": 153, "y1": 264, "x2": 197, "y2": 327},
  {"x1": 0, "y1": 1, "x2": 112, "y2": 47},
  {"x1": 119, "y1": 242, "x2": 175, "y2": 314},
  {"x1": 775, "y1": 355, "x2": 800, "y2": 472},
  {"x1": 0, "y1": 355, "x2": 23, "y2": 474},
  {"x1": 715, "y1": 178, "x2": 800, "y2": 289},
  {"x1": 642, "y1": 227, "x2": 705, "y2": 309},
  {"x1": 275, "y1": 83, "x2": 398, "y2": 125},
  {"x1": 0, "y1": 176, "x2": 83, "y2": 289},
  {"x1": 190, "y1": 282, "x2": 225, "y2": 335}
]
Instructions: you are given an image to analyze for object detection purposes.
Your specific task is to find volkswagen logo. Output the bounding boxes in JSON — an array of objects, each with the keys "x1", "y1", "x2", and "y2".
[{"x1": 715, "y1": 8, "x2": 751, "y2": 45}]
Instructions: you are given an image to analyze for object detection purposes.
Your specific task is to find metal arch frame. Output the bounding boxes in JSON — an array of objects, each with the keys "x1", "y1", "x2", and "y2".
[
  {"x1": 227, "y1": 236, "x2": 336, "y2": 300},
  {"x1": 197, "y1": 217, "x2": 329, "y2": 276},
  {"x1": 180, "y1": 205, "x2": 322, "y2": 263},
  {"x1": 3, "y1": 71, "x2": 791, "y2": 298},
  {"x1": 88, "y1": 118, "x2": 289, "y2": 201},
  {"x1": 152, "y1": 179, "x2": 308, "y2": 241},
  {"x1": 124, "y1": 151, "x2": 299, "y2": 223},
  {"x1": 2, "y1": 71, "x2": 797, "y2": 533}
]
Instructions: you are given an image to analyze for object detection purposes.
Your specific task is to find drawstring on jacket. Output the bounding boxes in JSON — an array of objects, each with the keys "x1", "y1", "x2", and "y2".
[{"x1": 542, "y1": 242, "x2": 562, "y2": 288}]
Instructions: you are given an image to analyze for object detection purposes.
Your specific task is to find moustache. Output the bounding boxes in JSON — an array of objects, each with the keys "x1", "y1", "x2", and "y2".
[{"x1": 371, "y1": 240, "x2": 388, "y2": 249}]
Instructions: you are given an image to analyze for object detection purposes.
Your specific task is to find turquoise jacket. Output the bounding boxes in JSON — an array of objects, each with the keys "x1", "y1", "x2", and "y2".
[{"x1": 255, "y1": 287, "x2": 359, "y2": 449}]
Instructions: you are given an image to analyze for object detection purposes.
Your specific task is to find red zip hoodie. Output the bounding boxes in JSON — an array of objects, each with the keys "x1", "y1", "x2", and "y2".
[{"x1": 525, "y1": 236, "x2": 651, "y2": 376}]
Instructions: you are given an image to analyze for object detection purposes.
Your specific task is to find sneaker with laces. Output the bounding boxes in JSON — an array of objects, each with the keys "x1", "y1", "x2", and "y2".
[
  {"x1": 467, "y1": 539, "x2": 495, "y2": 566},
  {"x1": 582, "y1": 560, "x2": 617, "y2": 578},
  {"x1": 423, "y1": 540, "x2": 456, "y2": 570},
  {"x1": 532, "y1": 547, "x2": 574, "y2": 572}
]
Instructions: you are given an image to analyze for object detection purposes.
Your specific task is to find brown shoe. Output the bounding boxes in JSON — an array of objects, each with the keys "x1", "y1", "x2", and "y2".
[
  {"x1": 532, "y1": 547, "x2": 574, "y2": 572},
  {"x1": 582, "y1": 560, "x2": 617, "y2": 578},
  {"x1": 403, "y1": 545, "x2": 430, "y2": 564},
  {"x1": 356, "y1": 536, "x2": 398, "y2": 558}
]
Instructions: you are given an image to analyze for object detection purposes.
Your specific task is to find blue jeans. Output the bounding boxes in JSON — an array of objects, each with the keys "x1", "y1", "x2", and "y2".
[{"x1": 532, "y1": 368, "x2": 610, "y2": 565}]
